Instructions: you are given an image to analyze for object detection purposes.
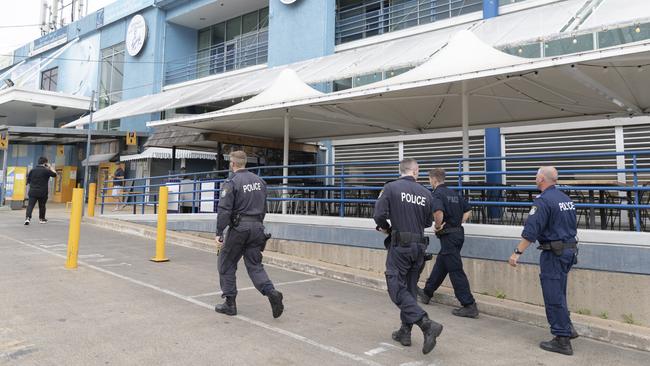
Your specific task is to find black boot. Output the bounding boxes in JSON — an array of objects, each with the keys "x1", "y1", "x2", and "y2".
[
  {"x1": 570, "y1": 324, "x2": 579, "y2": 339},
  {"x1": 267, "y1": 289, "x2": 284, "y2": 318},
  {"x1": 391, "y1": 323, "x2": 412, "y2": 347},
  {"x1": 215, "y1": 296, "x2": 237, "y2": 316},
  {"x1": 417, "y1": 287, "x2": 432, "y2": 305},
  {"x1": 540, "y1": 336, "x2": 573, "y2": 356},
  {"x1": 415, "y1": 315, "x2": 443, "y2": 355},
  {"x1": 452, "y1": 302, "x2": 479, "y2": 318}
]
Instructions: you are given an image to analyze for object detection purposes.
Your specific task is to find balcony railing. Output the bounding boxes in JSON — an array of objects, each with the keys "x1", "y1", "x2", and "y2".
[
  {"x1": 336, "y1": 0, "x2": 482, "y2": 44},
  {"x1": 164, "y1": 29, "x2": 268, "y2": 86}
]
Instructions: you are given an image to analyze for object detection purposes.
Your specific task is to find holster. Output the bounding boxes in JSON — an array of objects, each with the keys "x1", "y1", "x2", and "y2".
[
  {"x1": 392, "y1": 231, "x2": 428, "y2": 247},
  {"x1": 537, "y1": 240, "x2": 578, "y2": 256},
  {"x1": 383, "y1": 228, "x2": 392, "y2": 250},
  {"x1": 231, "y1": 213, "x2": 241, "y2": 228},
  {"x1": 261, "y1": 233, "x2": 272, "y2": 252},
  {"x1": 435, "y1": 226, "x2": 463, "y2": 239}
]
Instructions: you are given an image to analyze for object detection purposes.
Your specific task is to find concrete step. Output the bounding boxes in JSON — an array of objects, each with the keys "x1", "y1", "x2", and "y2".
[{"x1": 85, "y1": 216, "x2": 650, "y2": 352}]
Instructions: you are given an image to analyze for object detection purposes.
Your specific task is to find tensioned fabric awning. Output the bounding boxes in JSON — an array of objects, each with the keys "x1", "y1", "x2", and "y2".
[
  {"x1": 81, "y1": 153, "x2": 117, "y2": 166},
  {"x1": 150, "y1": 31, "x2": 650, "y2": 146},
  {"x1": 62, "y1": 0, "x2": 582, "y2": 129},
  {"x1": 148, "y1": 68, "x2": 405, "y2": 139},
  {"x1": 148, "y1": 30, "x2": 650, "y2": 141},
  {"x1": 120, "y1": 147, "x2": 218, "y2": 161}
]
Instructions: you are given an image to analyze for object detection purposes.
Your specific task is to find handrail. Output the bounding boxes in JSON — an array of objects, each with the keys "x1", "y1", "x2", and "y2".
[{"x1": 100, "y1": 150, "x2": 650, "y2": 232}]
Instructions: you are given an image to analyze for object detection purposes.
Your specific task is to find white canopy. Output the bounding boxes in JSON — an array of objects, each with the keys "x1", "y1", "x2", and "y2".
[
  {"x1": 148, "y1": 67, "x2": 409, "y2": 138},
  {"x1": 220, "y1": 69, "x2": 324, "y2": 111},
  {"x1": 148, "y1": 29, "x2": 650, "y2": 142},
  {"x1": 366, "y1": 30, "x2": 531, "y2": 88},
  {"x1": 81, "y1": 153, "x2": 117, "y2": 166},
  {"x1": 61, "y1": 0, "x2": 581, "y2": 129},
  {"x1": 120, "y1": 148, "x2": 218, "y2": 162}
]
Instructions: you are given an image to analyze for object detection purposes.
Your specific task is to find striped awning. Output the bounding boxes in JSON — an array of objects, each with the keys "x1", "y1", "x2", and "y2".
[{"x1": 120, "y1": 148, "x2": 218, "y2": 162}]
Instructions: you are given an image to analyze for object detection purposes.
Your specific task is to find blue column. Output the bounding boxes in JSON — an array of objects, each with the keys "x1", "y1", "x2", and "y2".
[
  {"x1": 268, "y1": 0, "x2": 335, "y2": 66},
  {"x1": 485, "y1": 128, "x2": 502, "y2": 218},
  {"x1": 483, "y1": 0, "x2": 499, "y2": 19}
]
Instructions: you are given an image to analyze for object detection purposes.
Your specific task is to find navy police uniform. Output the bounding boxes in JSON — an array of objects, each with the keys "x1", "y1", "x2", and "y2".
[
  {"x1": 521, "y1": 185, "x2": 577, "y2": 337},
  {"x1": 422, "y1": 184, "x2": 475, "y2": 306},
  {"x1": 374, "y1": 176, "x2": 433, "y2": 325},
  {"x1": 217, "y1": 169, "x2": 275, "y2": 298}
]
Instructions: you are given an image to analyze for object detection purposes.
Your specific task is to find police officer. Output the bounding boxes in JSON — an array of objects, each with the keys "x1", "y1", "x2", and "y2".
[
  {"x1": 417, "y1": 168, "x2": 478, "y2": 318},
  {"x1": 215, "y1": 150, "x2": 284, "y2": 319},
  {"x1": 374, "y1": 158, "x2": 443, "y2": 355},
  {"x1": 509, "y1": 166, "x2": 579, "y2": 356}
]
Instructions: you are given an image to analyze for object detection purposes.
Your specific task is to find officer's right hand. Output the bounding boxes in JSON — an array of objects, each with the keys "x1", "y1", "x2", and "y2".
[
  {"x1": 215, "y1": 236, "x2": 223, "y2": 252},
  {"x1": 508, "y1": 253, "x2": 520, "y2": 267}
]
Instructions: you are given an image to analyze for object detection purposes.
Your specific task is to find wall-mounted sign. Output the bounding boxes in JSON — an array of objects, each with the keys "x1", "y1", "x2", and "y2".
[
  {"x1": 96, "y1": 8, "x2": 105, "y2": 29},
  {"x1": 30, "y1": 26, "x2": 68, "y2": 57},
  {"x1": 126, "y1": 131, "x2": 137, "y2": 146},
  {"x1": 0, "y1": 133, "x2": 8, "y2": 150},
  {"x1": 126, "y1": 14, "x2": 147, "y2": 57},
  {"x1": 280, "y1": 0, "x2": 299, "y2": 4}
]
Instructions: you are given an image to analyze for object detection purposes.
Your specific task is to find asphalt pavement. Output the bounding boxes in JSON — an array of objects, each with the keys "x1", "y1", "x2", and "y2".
[{"x1": 1, "y1": 208, "x2": 648, "y2": 366}]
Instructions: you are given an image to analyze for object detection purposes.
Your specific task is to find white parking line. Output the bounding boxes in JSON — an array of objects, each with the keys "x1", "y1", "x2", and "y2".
[
  {"x1": 190, "y1": 277, "x2": 322, "y2": 298},
  {"x1": 1, "y1": 234, "x2": 382, "y2": 366},
  {"x1": 364, "y1": 347, "x2": 388, "y2": 356},
  {"x1": 79, "y1": 254, "x2": 104, "y2": 259},
  {"x1": 38, "y1": 244, "x2": 66, "y2": 249}
]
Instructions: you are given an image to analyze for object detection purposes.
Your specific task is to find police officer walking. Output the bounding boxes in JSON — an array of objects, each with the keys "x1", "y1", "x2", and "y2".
[
  {"x1": 374, "y1": 158, "x2": 443, "y2": 355},
  {"x1": 509, "y1": 166, "x2": 579, "y2": 355},
  {"x1": 417, "y1": 168, "x2": 478, "y2": 318},
  {"x1": 215, "y1": 150, "x2": 284, "y2": 319}
]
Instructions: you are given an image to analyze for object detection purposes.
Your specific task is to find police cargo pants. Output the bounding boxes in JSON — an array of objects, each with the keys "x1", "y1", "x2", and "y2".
[
  {"x1": 539, "y1": 248, "x2": 576, "y2": 337},
  {"x1": 385, "y1": 242, "x2": 427, "y2": 324},
  {"x1": 424, "y1": 232, "x2": 475, "y2": 306},
  {"x1": 218, "y1": 222, "x2": 275, "y2": 298}
]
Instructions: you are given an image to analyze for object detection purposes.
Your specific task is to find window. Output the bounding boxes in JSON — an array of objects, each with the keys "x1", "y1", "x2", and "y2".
[
  {"x1": 40, "y1": 67, "x2": 58, "y2": 91},
  {"x1": 331, "y1": 66, "x2": 413, "y2": 91},
  {"x1": 197, "y1": 7, "x2": 269, "y2": 73},
  {"x1": 99, "y1": 43, "x2": 125, "y2": 131},
  {"x1": 336, "y1": 0, "x2": 483, "y2": 44}
]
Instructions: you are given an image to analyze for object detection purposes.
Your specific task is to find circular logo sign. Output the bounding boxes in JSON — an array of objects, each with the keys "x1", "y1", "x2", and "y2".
[
  {"x1": 126, "y1": 14, "x2": 147, "y2": 57},
  {"x1": 280, "y1": 0, "x2": 298, "y2": 4}
]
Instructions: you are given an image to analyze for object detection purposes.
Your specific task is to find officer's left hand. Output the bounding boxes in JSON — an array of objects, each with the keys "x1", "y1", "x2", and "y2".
[{"x1": 508, "y1": 253, "x2": 520, "y2": 267}]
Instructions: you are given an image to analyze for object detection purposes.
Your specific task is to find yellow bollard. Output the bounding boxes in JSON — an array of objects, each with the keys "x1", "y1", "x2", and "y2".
[
  {"x1": 151, "y1": 186, "x2": 169, "y2": 262},
  {"x1": 65, "y1": 188, "x2": 84, "y2": 269},
  {"x1": 88, "y1": 183, "x2": 96, "y2": 217}
]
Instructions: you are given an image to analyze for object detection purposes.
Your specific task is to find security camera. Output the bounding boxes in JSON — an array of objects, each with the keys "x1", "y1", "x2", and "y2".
[{"x1": 51, "y1": 105, "x2": 58, "y2": 110}]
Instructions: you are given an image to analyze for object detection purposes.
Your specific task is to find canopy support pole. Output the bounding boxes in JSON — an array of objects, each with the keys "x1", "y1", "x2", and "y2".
[
  {"x1": 82, "y1": 90, "x2": 95, "y2": 217},
  {"x1": 282, "y1": 111, "x2": 290, "y2": 215},
  {"x1": 171, "y1": 146, "x2": 177, "y2": 173},
  {"x1": 1, "y1": 132, "x2": 9, "y2": 207},
  {"x1": 461, "y1": 81, "x2": 470, "y2": 182}
]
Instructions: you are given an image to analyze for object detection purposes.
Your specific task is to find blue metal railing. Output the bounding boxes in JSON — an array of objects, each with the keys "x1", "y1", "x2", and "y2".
[
  {"x1": 164, "y1": 29, "x2": 268, "y2": 85},
  {"x1": 335, "y1": 0, "x2": 482, "y2": 45},
  {"x1": 100, "y1": 150, "x2": 650, "y2": 232}
]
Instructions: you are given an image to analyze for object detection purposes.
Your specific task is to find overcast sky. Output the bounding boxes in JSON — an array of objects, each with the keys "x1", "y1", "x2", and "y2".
[{"x1": 0, "y1": 0, "x2": 117, "y2": 55}]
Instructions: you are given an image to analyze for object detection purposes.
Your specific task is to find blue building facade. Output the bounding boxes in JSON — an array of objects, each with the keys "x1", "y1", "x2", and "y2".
[
  {"x1": 2, "y1": 0, "x2": 650, "y2": 181},
  {"x1": 0, "y1": 0, "x2": 543, "y2": 133}
]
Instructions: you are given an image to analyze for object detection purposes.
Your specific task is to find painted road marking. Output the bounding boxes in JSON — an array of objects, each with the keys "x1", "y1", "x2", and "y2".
[
  {"x1": 1, "y1": 234, "x2": 383, "y2": 366},
  {"x1": 190, "y1": 278, "x2": 322, "y2": 298}
]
